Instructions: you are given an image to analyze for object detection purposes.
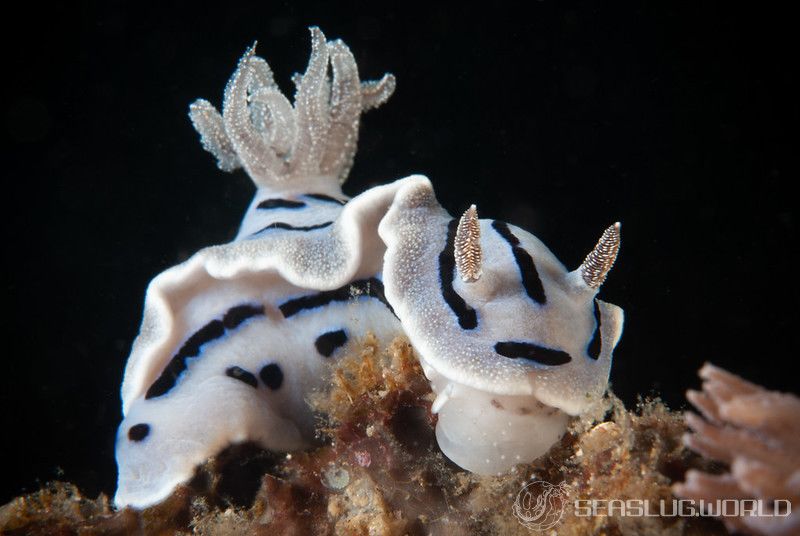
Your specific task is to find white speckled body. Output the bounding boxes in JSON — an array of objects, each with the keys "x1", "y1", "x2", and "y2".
[
  {"x1": 114, "y1": 28, "x2": 624, "y2": 509},
  {"x1": 117, "y1": 272, "x2": 400, "y2": 507}
]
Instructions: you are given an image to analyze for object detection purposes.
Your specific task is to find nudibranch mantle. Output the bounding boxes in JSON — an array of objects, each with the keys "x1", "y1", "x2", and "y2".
[{"x1": 115, "y1": 27, "x2": 624, "y2": 509}]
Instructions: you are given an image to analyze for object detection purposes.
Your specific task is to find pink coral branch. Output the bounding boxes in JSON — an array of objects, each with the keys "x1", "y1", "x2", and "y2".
[{"x1": 674, "y1": 362, "x2": 799, "y2": 536}]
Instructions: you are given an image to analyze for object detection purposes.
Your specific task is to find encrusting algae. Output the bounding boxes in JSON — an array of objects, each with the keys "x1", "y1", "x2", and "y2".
[{"x1": 1, "y1": 334, "x2": 730, "y2": 535}]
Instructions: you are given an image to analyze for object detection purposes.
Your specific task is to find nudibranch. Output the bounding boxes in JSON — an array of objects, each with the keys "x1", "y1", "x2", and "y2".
[{"x1": 114, "y1": 27, "x2": 624, "y2": 509}]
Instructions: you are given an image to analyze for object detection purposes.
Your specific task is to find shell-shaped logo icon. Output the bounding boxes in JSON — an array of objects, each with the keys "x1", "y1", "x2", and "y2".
[{"x1": 512, "y1": 480, "x2": 570, "y2": 531}]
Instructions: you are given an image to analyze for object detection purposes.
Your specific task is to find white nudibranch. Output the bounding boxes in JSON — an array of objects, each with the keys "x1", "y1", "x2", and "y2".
[{"x1": 114, "y1": 27, "x2": 624, "y2": 509}]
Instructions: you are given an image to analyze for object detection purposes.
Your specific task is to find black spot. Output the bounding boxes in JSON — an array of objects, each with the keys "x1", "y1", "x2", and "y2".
[
  {"x1": 128, "y1": 423, "x2": 150, "y2": 442},
  {"x1": 586, "y1": 300, "x2": 602, "y2": 360},
  {"x1": 223, "y1": 304, "x2": 265, "y2": 330},
  {"x1": 279, "y1": 278, "x2": 395, "y2": 318},
  {"x1": 256, "y1": 198, "x2": 306, "y2": 210},
  {"x1": 315, "y1": 329, "x2": 348, "y2": 357},
  {"x1": 491, "y1": 221, "x2": 547, "y2": 304},
  {"x1": 145, "y1": 304, "x2": 266, "y2": 399},
  {"x1": 439, "y1": 219, "x2": 478, "y2": 329},
  {"x1": 259, "y1": 363, "x2": 283, "y2": 390},
  {"x1": 305, "y1": 193, "x2": 347, "y2": 205},
  {"x1": 226, "y1": 366, "x2": 258, "y2": 388},
  {"x1": 494, "y1": 341, "x2": 572, "y2": 366},
  {"x1": 250, "y1": 220, "x2": 333, "y2": 237}
]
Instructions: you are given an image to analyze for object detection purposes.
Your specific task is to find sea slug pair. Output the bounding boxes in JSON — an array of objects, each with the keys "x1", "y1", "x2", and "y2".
[{"x1": 114, "y1": 27, "x2": 624, "y2": 509}]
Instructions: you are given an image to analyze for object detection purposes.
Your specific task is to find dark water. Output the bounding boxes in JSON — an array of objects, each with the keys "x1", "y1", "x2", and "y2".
[{"x1": 2, "y1": 3, "x2": 795, "y2": 506}]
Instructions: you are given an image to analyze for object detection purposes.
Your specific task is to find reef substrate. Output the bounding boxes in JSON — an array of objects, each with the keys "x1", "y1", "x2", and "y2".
[{"x1": 0, "y1": 335, "x2": 727, "y2": 535}]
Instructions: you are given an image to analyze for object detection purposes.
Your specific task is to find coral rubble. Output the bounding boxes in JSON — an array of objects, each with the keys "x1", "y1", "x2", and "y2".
[
  {"x1": 674, "y1": 363, "x2": 800, "y2": 536},
  {"x1": 2, "y1": 336, "x2": 729, "y2": 535}
]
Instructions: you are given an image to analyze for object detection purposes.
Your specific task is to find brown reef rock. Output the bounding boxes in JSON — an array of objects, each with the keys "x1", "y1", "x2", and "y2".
[{"x1": 2, "y1": 335, "x2": 732, "y2": 535}]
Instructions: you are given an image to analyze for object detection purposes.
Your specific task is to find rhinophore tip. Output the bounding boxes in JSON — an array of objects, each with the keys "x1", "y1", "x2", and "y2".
[
  {"x1": 579, "y1": 222, "x2": 621, "y2": 289},
  {"x1": 455, "y1": 204, "x2": 483, "y2": 283}
]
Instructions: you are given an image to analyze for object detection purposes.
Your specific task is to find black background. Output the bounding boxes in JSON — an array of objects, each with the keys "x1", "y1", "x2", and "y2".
[{"x1": 2, "y1": 2, "x2": 796, "y2": 505}]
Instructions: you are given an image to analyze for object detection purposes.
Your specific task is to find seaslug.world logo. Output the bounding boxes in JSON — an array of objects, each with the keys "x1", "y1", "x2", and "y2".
[{"x1": 512, "y1": 480, "x2": 570, "y2": 531}]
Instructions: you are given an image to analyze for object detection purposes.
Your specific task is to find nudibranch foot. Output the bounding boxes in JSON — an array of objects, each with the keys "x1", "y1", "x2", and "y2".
[{"x1": 432, "y1": 383, "x2": 570, "y2": 475}]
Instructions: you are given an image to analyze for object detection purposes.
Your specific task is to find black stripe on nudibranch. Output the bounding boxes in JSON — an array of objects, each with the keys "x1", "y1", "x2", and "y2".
[
  {"x1": 128, "y1": 423, "x2": 150, "y2": 442},
  {"x1": 226, "y1": 366, "x2": 258, "y2": 388},
  {"x1": 223, "y1": 304, "x2": 265, "y2": 330},
  {"x1": 250, "y1": 221, "x2": 333, "y2": 237},
  {"x1": 179, "y1": 320, "x2": 225, "y2": 358},
  {"x1": 304, "y1": 193, "x2": 347, "y2": 205},
  {"x1": 494, "y1": 341, "x2": 572, "y2": 366},
  {"x1": 145, "y1": 320, "x2": 224, "y2": 399},
  {"x1": 315, "y1": 329, "x2": 348, "y2": 357},
  {"x1": 256, "y1": 198, "x2": 307, "y2": 210},
  {"x1": 279, "y1": 278, "x2": 395, "y2": 319},
  {"x1": 491, "y1": 221, "x2": 547, "y2": 304},
  {"x1": 439, "y1": 219, "x2": 478, "y2": 329},
  {"x1": 145, "y1": 303, "x2": 265, "y2": 399},
  {"x1": 586, "y1": 300, "x2": 602, "y2": 360},
  {"x1": 260, "y1": 363, "x2": 283, "y2": 390}
]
